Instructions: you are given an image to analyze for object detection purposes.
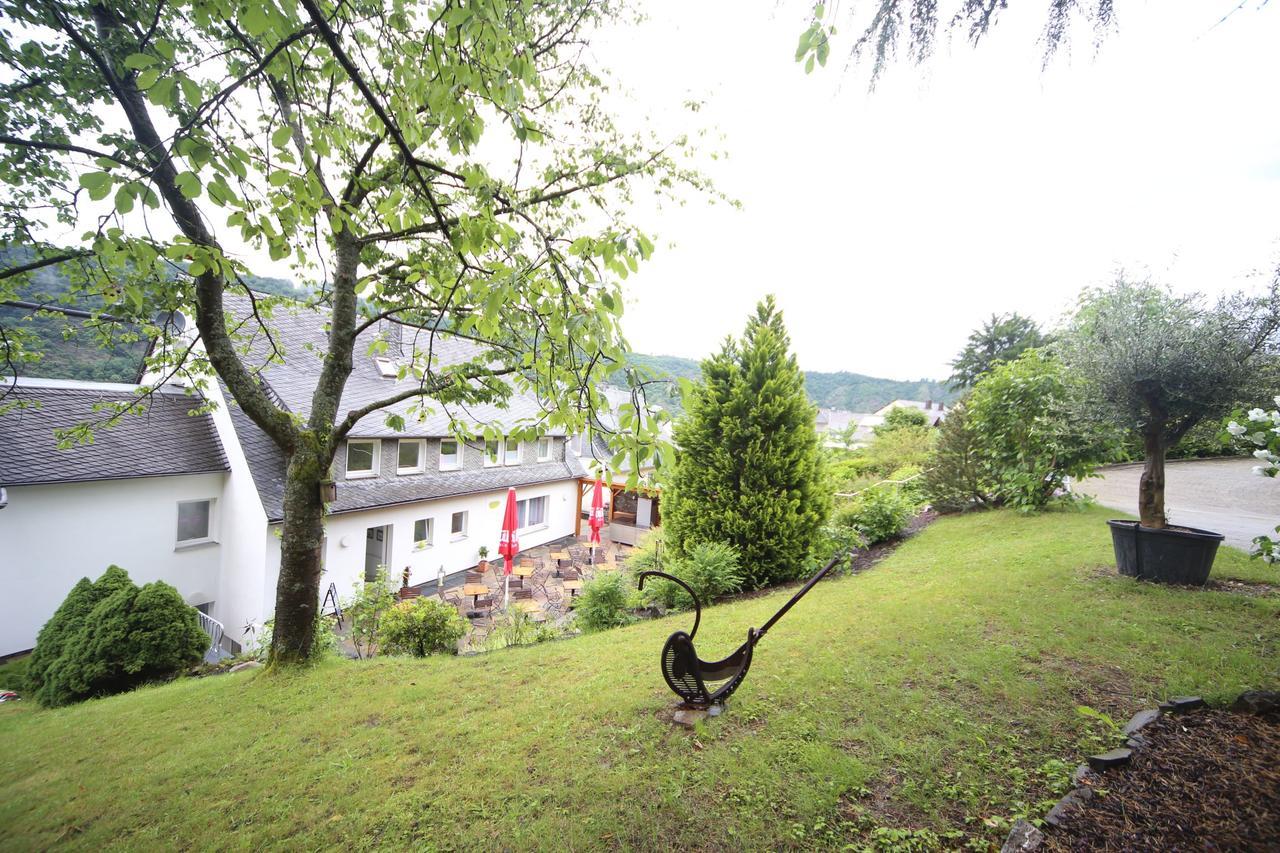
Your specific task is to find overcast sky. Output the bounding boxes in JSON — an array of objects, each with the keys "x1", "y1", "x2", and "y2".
[{"x1": 588, "y1": 0, "x2": 1280, "y2": 380}]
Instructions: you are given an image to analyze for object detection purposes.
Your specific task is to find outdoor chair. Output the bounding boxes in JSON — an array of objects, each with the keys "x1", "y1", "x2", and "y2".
[
  {"x1": 507, "y1": 576, "x2": 523, "y2": 589},
  {"x1": 465, "y1": 570, "x2": 483, "y2": 584}
]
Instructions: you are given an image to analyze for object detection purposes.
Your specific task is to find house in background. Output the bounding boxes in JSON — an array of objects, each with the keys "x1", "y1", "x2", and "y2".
[
  {"x1": 0, "y1": 378, "x2": 231, "y2": 658},
  {"x1": 0, "y1": 294, "x2": 590, "y2": 658},
  {"x1": 815, "y1": 400, "x2": 949, "y2": 449}
]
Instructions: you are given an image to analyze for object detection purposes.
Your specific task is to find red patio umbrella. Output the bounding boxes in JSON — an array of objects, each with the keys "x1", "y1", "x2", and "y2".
[
  {"x1": 588, "y1": 477, "x2": 605, "y2": 563},
  {"x1": 498, "y1": 487, "x2": 519, "y2": 605}
]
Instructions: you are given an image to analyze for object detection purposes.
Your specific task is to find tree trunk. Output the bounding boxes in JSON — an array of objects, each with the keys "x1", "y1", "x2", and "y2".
[
  {"x1": 268, "y1": 441, "x2": 329, "y2": 666},
  {"x1": 1138, "y1": 431, "x2": 1167, "y2": 529}
]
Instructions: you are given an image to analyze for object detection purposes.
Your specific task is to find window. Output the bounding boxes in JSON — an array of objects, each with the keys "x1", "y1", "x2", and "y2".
[
  {"x1": 503, "y1": 438, "x2": 522, "y2": 466},
  {"x1": 450, "y1": 510, "x2": 468, "y2": 539},
  {"x1": 536, "y1": 437, "x2": 553, "y2": 462},
  {"x1": 517, "y1": 495, "x2": 547, "y2": 530},
  {"x1": 397, "y1": 439, "x2": 424, "y2": 474},
  {"x1": 176, "y1": 499, "x2": 214, "y2": 546},
  {"x1": 439, "y1": 439, "x2": 461, "y2": 471},
  {"x1": 345, "y1": 439, "x2": 379, "y2": 478},
  {"x1": 413, "y1": 517, "x2": 433, "y2": 547},
  {"x1": 484, "y1": 439, "x2": 501, "y2": 468}
]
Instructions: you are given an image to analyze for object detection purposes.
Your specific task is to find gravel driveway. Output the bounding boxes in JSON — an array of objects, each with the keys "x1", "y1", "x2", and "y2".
[{"x1": 1074, "y1": 458, "x2": 1280, "y2": 550}]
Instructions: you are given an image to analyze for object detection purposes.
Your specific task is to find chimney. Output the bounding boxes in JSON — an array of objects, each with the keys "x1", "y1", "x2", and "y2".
[{"x1": 925, "y1": 399, "x2": 932, "y2": 410}]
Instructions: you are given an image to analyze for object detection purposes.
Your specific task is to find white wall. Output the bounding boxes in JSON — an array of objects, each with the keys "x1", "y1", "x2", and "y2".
[
  {"x1": 202, "y1": 379, "x2": 272, "y2": 651},
  {"x1": 309, "y1": 479, "x2": 581, "y2": 602},
  {"x1": 0, "y1": 473, "x2": 226, "y2": 657}
]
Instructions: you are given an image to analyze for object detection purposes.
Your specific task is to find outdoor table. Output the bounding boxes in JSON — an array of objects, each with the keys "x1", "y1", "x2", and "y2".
[
  {"x1": 512, "y1": 564, "x2": 534, "y2": 579},
  {"x1": 550, "y1": 550, "x2": 570, "y2": 561},
  {"x1": 462, "y1": 582, "x2": 489, "y2": 606},
  {"x1": 562, "y1": 579, "x2": 584, "y2": 597},
  {"x1": 515, "y1": 599, "x2": 541, "y2": 614}
]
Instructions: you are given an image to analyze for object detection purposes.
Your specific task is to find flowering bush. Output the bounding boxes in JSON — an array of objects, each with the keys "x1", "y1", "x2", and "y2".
[{"x1": 1226, "y1": 398, "x2": 1280, "y2": 564}]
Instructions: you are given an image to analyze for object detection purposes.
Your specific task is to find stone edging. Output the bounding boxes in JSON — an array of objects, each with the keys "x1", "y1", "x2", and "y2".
[{"x1": 1000, "y1": 691, "x2": 1278, "y2": 852}]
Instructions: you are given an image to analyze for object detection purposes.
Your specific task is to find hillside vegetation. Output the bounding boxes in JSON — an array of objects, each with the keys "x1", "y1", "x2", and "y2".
[
  {"x1": 2, "y1": 247, "x2": 304, "y2": 383},
  {"x1": 622, "y1": 352, "x2": 956, "y2": 415},
  {"x1": 1, "y1": 506, "x2": 1275, "y2": 850}
]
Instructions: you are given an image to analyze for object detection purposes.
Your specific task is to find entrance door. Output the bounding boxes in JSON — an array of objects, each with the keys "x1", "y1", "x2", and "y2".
[{"x1": 365, "y1": 525, "x2": 390, "y2": 582}]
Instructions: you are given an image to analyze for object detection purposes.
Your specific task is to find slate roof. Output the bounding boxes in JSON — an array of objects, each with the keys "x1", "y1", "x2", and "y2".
[
  {"x1": 328, "y1": 458, "x2": 587, "y2": 519},
  {"x1": 222, "y1": 293, "x2": 567, "y2": 437},
  {"x1": 0, "y1": 379, "x2": 228, "y2": 486},
  {"x1": 215, "y1": 295, "x2": 593, "y2": 521}
]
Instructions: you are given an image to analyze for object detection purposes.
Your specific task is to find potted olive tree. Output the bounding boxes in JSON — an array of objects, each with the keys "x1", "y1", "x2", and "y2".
[{"x1": 1061, "y1": 278, "x2": 1279, "y2": 584}]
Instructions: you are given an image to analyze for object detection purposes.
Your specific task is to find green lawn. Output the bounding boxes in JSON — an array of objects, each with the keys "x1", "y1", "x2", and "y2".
[{"x1": 1, "y1": 506, "x2": 1276, "y2": 850}]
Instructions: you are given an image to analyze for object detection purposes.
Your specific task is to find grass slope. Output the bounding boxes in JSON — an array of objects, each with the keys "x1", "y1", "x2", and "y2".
[{"x1": 1, "y1": 507, "x2": 1276, "y2": 850}]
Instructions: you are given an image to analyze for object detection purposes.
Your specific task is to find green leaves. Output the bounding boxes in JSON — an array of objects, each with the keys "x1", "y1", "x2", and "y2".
[
  {"x1": 78, "y1": 171, "x2": 114, "y2": 201},
  {"x1": 242, "y1": 4, "x2": 271, "y2": 37},
  {"x1": 174, "y1": 171, "x2": 202, "y2": 199}
]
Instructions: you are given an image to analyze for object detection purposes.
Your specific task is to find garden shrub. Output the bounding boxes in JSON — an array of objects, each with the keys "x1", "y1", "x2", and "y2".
[
  {"x1": 922, "y1": 402, "x2": 994, "y2": 512},
  {"x1": 809, "y1": 523, "x2": 866, "y2": 571},
  {"x1": 575, "y1": 572, "x2": 635, "y2": 632},
  {"x1": 380, "y1": 597, "x2": 467, "y2": 657},
  {"x1": 964, "y1": 349, "x2": 1113, "y2": 511},
  {"x1": 30, "y1": 568, "x2": 207, "y2": 707},
  {"x1": 888, "y1": 464, "x2": 926, "y2": 505},
  {"x1": 650, "y1": 541, "x2": 745, "y2": 609},
  {"x1": 344, "y1": 567, "x2": 397, "y2": 658},
  {"x1": 485, "y1": 607, "x2": 563, "y2": 650},
  {"x1": 835, "y1": 485, "x2": 915, "y2": 544},
  {"x1": 27, "y1": 566, "x2": 134, "y2": 702}
]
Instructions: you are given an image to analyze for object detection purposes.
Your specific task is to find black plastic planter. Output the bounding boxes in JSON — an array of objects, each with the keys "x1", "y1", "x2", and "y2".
[{"x1": 1107, "y1": 520, "x2": 1225, "y2": 586}]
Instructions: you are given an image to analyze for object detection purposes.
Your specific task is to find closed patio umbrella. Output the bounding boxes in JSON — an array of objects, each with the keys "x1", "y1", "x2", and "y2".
[
  {"x1": 498, "y1": 487, "x2": 519, "y2": 605},
  {"x1": 589, "y1": 477, "x2": 605, "y2": 564}
]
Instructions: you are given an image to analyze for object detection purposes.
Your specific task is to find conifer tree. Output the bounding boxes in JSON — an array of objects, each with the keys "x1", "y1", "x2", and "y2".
[{"x1": 664, "y1": 297, "x2": 829, "y2": 588}]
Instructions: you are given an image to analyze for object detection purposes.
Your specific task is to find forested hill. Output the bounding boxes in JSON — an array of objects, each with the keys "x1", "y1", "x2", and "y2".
[
  {"x1": 1, "y1": 247, "x2": 303, "y2": 383},
  {"x1": 621, "y1": 352, "x2": 956, "y2": 414}
]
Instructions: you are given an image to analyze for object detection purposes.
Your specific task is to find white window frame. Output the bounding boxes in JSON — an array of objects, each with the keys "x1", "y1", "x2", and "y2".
[
  {"x1": 439, "y1": 438, "x2": 462, "y2": 471},
  {"x1": 373, "y1": 356, "x2": 398, "y2": 378},
  {"x1": 413, "y1": 517, "x2": 434, "y2": 548},
  {"x1": 536, "y1": 437, "x2": 553, "y2": 462},
  {"x1": 484, "y1": 439, "x2": 501, "y2": 468},
  {"x1": 450, "y1": 510, "x2": 469, "y2": 540},
  {"x1": 345, "y1": 439, "x2": 380, "y2": 479},
  {"x1": 503, "y1": 438, "x2": 522, "y2": 466},
  {"x1": 516, "y1": 495, "x2": 548, "y2": 532},
  {"x1": 175, "y1": 498, "x2": 217, "y2": 548},
  {"x1": 396, "y1": 439, "x2": 425, "y2": 475}
]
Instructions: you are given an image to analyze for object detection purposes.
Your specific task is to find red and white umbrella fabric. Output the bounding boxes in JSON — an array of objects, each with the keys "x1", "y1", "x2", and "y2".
[
  {"x1": 498, "y1": 487, "x2": 519, "y2": 575},
  {"x1": 588, "y1": 477, "x2": 606, "y2": 545},
  {"x1": 498, "y1": 487, "x2": 519, "y2": 606}
]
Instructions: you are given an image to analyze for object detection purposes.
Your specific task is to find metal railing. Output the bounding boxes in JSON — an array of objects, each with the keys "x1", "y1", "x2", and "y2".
[{"x1": 196, "y1": 610, "x2": 225, "y2": 658}]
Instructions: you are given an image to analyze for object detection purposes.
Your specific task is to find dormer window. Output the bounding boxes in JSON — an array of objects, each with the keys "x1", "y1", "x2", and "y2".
[
  {"x1": 397, "y1": 439, "x2": 424, "y2": 475},
  {"x1": 373, "y1": 356, "x2": 397, "y2": 378},
  {"x1": 346, "y1": 439, "x2": 380, "y2": 479},
  {"x1": 503, "y1": 439, "x2": 522, "y2": 466},
  {"x1": 439, "y1": 439, "x2": 461, "y2": 471},
  {"x1": 536, "y1": 437, "x2": 553, "y2": 462}
]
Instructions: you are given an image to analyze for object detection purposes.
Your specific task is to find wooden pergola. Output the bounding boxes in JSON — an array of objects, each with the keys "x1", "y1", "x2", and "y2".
[{"x1": 574, "y1": 477, "x2": 660, "y2": 537}]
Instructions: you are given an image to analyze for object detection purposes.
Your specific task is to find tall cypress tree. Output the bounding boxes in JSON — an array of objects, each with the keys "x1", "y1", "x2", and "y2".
[{"x1": 664, "y1": 296, "x2": 829, "y2": 588}]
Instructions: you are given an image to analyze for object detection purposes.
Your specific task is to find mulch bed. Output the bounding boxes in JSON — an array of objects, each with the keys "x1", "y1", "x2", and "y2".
[{"x1": 1043, "y1": 709, "x2": 1280, "y2": 851}]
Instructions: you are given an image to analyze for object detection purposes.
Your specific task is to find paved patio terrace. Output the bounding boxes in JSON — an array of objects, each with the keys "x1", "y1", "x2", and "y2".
[{"x1": 335, "y1": 531, "x2": 635, "y2": 655}]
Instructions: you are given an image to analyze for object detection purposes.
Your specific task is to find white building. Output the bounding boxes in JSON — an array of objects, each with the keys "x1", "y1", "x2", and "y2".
[
  {"x1": 0, "y1": 296, "x2": 591, "y2": 657},
  {"x1": 815, "y1": 400, "x2": 949, "y2": 448}
]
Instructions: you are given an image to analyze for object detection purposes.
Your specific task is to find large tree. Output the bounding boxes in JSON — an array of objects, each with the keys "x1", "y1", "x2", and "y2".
[
  {"x1": 663, "y1": 296, "x2": 829, "y2": 589},
  {"x1": 1060, "y1": 277, "x2": 1280, "y2": 528},
  {"x1": 947, "y1": 312, "x2": 1046, "y2": 391},
  {"x1": 0, "y1": 0, "x2": 703, "y2": 665}
]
